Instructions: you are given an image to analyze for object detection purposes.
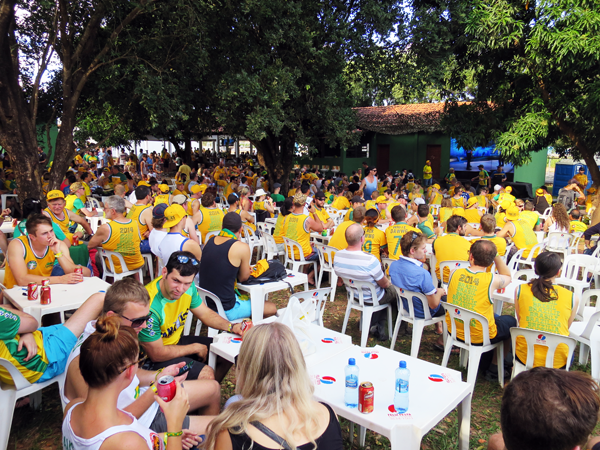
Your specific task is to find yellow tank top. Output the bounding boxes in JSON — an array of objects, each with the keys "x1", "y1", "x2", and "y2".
[
  {"x1": 224, "y1": 183, "x2": 234, "y2": 198},
  {"x1": 519, "y1": 211, "x2": 538, "y2": 229},
  {"x1": 495, "y1": 211, "x2": 506, "y2": 227},
  {"x1": 329, "y1": 220, "x2": 353, "y2": 250},
  {"x1": 44, "y1": 207, "x2": 72, "y2": 239},
  {"x1": 446, "y1": 268, "x2": 496, "y2": 344},
  {"x1": 430, "y1": 192, "x2": 442, "y2": 205},
  {"x1": 187, "y1": 199, "x2": 200, "y2": 216},
  {"x1": 4, "y1": 236, "x2": 57, "y2": 288},
  {"x1": 439, "y1": 207, "x2": 453, "y2": 223},
  {"x1": 475, "y1": 195, "x2": 487, "y2": 207},
  {"x1": 516, "y1": 284, "x2": 572, "y2": 368},
  {"x1": 154, "y1": 194, "x2": 171, "y2": 206},
  {"x1": 126, "y1": 203, "x2": 152, "y2": 237},
  {"x1": 197, "y1": 207, "x2": 225, "y2": 242},
  {"x1": 273, "y1": 214, "x2": 287, "y2": 244},
  {"x1": 511, "y1": 219, "x2": 538, "y2": 257},
  {"x1": 464, "y1": 208, "x2": 481, "y2": 224},
  {"x1": 451, "y1": 197, "x2": 464, "y2": 208},
  {"x1": 362, "y1": 226, "x2": 387, "y2": 261},
  {"x1": 385, "y1": 222, "x2": 419, "y2": 260},
  {"x1": 101, "y1": 220, "x2": 143, "y2": 273},
  {"x1": 283, "y1": 213, "x2": 311, "y2": 259},
  {"x1": 233, "y1": 208, "x2": 256, "y2": 235}
]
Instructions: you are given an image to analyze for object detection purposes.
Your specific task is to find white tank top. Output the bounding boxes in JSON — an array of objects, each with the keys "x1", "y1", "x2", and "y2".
[
  {"x1": 149, "y1": 229, "x2": 168, "y2": 256},
  {"x1": 157, "y1": 232, "x2": 189, "y2": 263},
  {"x1": 62, "y1": 403, "x2": 163, "y2": 450},
  {"x1": 60, "y1": 321, "x2": 159, "y2": 428}
]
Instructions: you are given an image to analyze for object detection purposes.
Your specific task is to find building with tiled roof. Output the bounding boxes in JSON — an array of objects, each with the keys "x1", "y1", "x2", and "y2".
[{"x1": 354, "y1": 103, "x2": 447, "y2": 135}]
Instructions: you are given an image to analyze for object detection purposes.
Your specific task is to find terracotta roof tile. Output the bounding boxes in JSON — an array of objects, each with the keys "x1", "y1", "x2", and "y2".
[{"x1": 354, "y1": 103, "x2": 460, "y2": 135}]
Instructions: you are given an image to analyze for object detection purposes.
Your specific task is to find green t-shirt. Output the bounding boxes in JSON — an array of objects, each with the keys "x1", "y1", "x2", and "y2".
[
  {"x1": 138, "y1": 277, "x2": 203, "y2": 346},
  {"x1": 417, "y1": 221, "x2": 435, "y2": 238},
  {"x1": 14, "y1": 219, "x2": 67, "y2": 241},
  {"x1": 271, "y1": 193, "x2": 285, "y2": 203},
  {"x1": 70, "y1": 198, "x2": 85, "y2": 213}
]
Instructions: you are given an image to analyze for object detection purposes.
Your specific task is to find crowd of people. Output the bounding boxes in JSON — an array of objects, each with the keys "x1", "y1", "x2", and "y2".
[{"x1": 1, "y1": 147, "x2": 600, "y2": 449}]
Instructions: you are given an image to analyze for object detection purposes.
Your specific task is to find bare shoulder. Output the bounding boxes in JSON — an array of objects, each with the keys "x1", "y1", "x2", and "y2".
[
  {"x1": 100, "y1": 431, "x2": 149, "y2": 449},
  {"x1": 215, "y1": 429, "x2": 234, "y2": 450}
]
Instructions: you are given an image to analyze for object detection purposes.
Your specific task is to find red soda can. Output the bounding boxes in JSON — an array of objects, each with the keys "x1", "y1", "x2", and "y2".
[
  {"x1": 27, "y1": 283, "x2": 38, "y2": 301},
  {"x1": 41, "y1": 279, "x2": 50, "y2": 287},
  {"x1": 358, "y1": 382, "x2": 374, "y2": 414},
  {"x1": 497, "y1": 287, "x2": 505, "y2": 294},
  {"x1": 72, "y1": 235, "x2": 79, "y2": 246},
  {"x1": 11, "y1": 218, "x2": 17, "y2": 227},
  {"x1": 156, "y1": 375, "x2": 177, "y2": 402},
  {"x1": 40, "y1": 286, "x2": 51, "y2": 305},
  {"x1": 241, "y1": 319, "x2": 253, "y2": 339},
  {"x1": 74, "y1": 266, "x2": 83, "y2": 276}
]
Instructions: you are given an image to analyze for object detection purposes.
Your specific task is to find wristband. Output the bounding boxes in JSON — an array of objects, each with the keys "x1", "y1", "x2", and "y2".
[
  {"x1": 227, "y1": 322, "x2": 233, "y2": 333},
  {"x1": 154, "y1": 367, "x2": 164, "y2": 382},
  {"x1": 54, "y1": 252, "x2": 63, "y2": 258},
  {"x1": 164, "y1": 431, "x2": 183, "y2": 448},
  {"x1": 150, "y1": 382, "x2": 157, "y2": 394}
]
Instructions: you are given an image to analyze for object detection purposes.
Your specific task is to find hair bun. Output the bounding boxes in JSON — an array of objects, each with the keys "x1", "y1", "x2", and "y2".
[{"x1": 95, "y1": 315, "x2": 121, "y2": 342}]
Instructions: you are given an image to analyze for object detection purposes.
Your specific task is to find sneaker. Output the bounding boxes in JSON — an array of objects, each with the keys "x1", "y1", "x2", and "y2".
[{"x1": 376, "y1": 322, "x2": 389, "y2": 341}]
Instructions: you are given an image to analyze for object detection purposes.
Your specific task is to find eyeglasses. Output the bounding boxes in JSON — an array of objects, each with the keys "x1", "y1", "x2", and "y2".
[
  {"x1": 119, "y1": 355, "x2": 147, "y2": 374},
  {"x1": 177, "y1": 255, "x2": 198, "y2": 266},
  {"x1": 119, "y1": 313, "x2": 152, "y2": 328}
]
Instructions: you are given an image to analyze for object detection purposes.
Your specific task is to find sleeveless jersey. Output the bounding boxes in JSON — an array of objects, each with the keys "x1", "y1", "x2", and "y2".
[
  {"x1": 451, "y1": 197, "x2": 465, "y2": 208},
  {"x1": 439, "y1": 207, "x2": 453, "y2": 223},
  {"x1": 282, "y1": 213, "x2": 311, "y2": 259},
  {"x1": 62, "y1": 403, "x2": 162, "y2": 450},
  {"x1": 126, "y1": 204, "x2": 152, "y2": 237},
  {"x1": 430, "y1": 192, "x2": 443, "y2": 205},
  {"x1": 196, "y1": 207, "x2": 225, "y2": 242},
  {"x1": 519, "y1": 211, "x2": 539, "y2": 229},
  {"x1": 515, "y1": 284, "x2": 572, "y2": 368},
  {"x1": 60, "y1": 321, "x2": 158, "y2": 427},
  {"x1": 44, "y1": 207, "x2": 72, "y2": 239},
  {"x1": 101, "y1": 220, "x2": 143, "y2": 273},
  {"x1": 157, "y1": 232, "x2": 189, "y2": 264},
  {"x1": 463, "y1": 208, "x2": 481, "y2": 224},
  {"x1": 475, "y1": 194, "x2": 487, "y2": 207},
  {"x1": 446, "y1": 268, "x2": 496, "y2": 343},
  {"x1": 362, "y1": 226, "x2": 387, "y2": 261},
  {"x1": 4, "y1": 236, "x2": 56, "y2": 288},
  {"x1": 511, "y1": 219, "x2": 538, "y2": 257},
  {"x1": 385, "y1": 222, "x2": 420, "y2": 260},
  {"x1": 187, "y1": 198, "x2": 200, "y2": 216},
  {"x1": 154, "y1": 194, "x2": 170, "y2": 206},
  {"x1": 273, "y1": 214, "x2": 287, "y2": 244}
]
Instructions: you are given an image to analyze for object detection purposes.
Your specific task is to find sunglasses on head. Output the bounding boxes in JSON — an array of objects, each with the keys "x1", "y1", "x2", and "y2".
[
  {"x1": 119, "y1": 313, "x2": 152, "y2": 328},
  {"x1": 177, "y1": 255, "x2": 198, "y2": 266},
  {"x1": 119, "y1": 355, "x2": 148, "y2": 374}
]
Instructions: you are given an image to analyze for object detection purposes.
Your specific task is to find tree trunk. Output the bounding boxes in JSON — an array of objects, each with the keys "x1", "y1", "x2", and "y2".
[
  {"x1": 48, "y1": 113, "x2": 77, "y2": 190},
  {"x1": 183, "y1": 137, "x2": 192, "y2": 165},
  {"x1": 252, "y1": 129, "x2": 295, "y2": 193}
]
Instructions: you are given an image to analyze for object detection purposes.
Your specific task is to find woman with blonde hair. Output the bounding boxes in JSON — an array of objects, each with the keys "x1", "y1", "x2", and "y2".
[
  {"x1": 238, "y1": 186, "x2": 253, "y2": 212},
  {"x1": 62, "y1": 316, "x2": 189, "y2": 450},
  {"x1": 439, "y1": 197, "x2": 453, "y2": 224},
  {"x1": 205, "y1": 322, "x2": 343, "y2": 450}
]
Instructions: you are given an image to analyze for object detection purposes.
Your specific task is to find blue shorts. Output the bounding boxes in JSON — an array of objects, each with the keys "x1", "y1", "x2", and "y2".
[
  {"x1": 140, "y1": 239, "x2": 151, "y2": 254},
  {"x1": 305, "y1": 248, "x2": 319, "y2": 262},
  {"x1": 37, "y1": 324, "x2": 77, "y2": 383},
  {"x1": 225, "y1": 298, "x2": 252, "y2": 321}
]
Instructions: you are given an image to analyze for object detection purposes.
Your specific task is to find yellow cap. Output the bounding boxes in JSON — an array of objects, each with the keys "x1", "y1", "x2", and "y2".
[
  {"x1": 47, "y1": 190, "x2": 65, "y2": 201},
  {"x1": 376, "y1": 196, "x2": 387, "y2": 203},
  {"x1": 163, "y1": 204, "x2": 187, "y2": 228},
  {"x1": 467, "y1": 197, "x2": 478, "y2": 208},
  {"x1": 536, "y1": 188, "x2": 544, "y2": 196},
  {"x1": 588, "y1": 187, "x2": 597, "y2": 194},
  {"x1": 158, "y1": 184, "x2": 170, "y2": 193},
  {"x1": 191, "y1": 184, "x2": 206, "y2": 194},
  {"x1": 505, "y1": 186, "x2": 512, "y2": 193},
  {"x1": 500, "y1": 199, "x2": 513, "y2": 210},
  {"x1": 506, "y1": 205, "x2": 520, "y2": 221},
  {"x1": 433, "y1": 184, "x2": 440, "y2": 190},
  {"x1": 137, "y1": 181, "x2": 151, "y2": 187}
]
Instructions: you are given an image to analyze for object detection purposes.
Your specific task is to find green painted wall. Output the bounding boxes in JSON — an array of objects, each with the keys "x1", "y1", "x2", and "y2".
[
  {"x1": 513, "y1": 149, "x2": 547, "y2": 190},
  {"x1": 36, "y1": 124, "x2": 59, "y2": 162}
]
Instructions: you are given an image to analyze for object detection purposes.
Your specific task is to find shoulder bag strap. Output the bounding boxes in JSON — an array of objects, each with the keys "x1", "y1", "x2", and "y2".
[{"x1": 250, "y1": 421, "x2": 293, "y2": 450}]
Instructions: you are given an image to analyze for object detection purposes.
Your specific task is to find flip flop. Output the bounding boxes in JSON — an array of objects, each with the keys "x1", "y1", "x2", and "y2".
[{"x1": 433, "y1": 343, "x2": 459, "y2": 354}]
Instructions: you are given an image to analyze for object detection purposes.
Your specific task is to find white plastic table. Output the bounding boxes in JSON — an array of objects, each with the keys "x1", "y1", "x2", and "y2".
[
  {"x1": 490, "y1": 280, "x2": 527, "y2": 315},
  {"x1": 208, "y1": 321, "x2": 353, "y2": 369},
  {"x1": 310, "y1": 232, "x2": 332, "y2": 244},
  {"x1": 0, "y1": 221, "x2": 15, "y2": 235},
  {"x1": 308, "y1": 345, "x2": 472, "y2": 450},
  {"x1": 2, "y1": 277, "x2": 111, "y2": 324},
  {"x1": 236, "y1": 270, "x2": 308, "y2": 323}
]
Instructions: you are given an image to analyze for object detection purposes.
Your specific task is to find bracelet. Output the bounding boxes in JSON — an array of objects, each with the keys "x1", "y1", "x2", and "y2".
[
  {"x1": 150, "y1": 382, "x2": 157, "y2": 394},
  {"x1": 154, "y1": 367, "x2": 164, "y2": 382},
  {"x1": 227, "y1": 322, "x2": 233, "y2": 333},
  {"x1": 164, "y1": 431, "x2": 183, "y2": 448},
  {"x1": 54, "y1": 252, "x2": 63, "y2": 258}
]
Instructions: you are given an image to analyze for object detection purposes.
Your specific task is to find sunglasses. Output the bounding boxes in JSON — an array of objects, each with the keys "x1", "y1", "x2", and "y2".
[
  {"x1": 177, "y1": 255, "x2": 198, "y2": 266},
  {"x1": 119, "y1": 355, "x2": 148, "y2": 374},
  {"x1": 120, "y1": 313, "x2": 152, "y2": 328}
]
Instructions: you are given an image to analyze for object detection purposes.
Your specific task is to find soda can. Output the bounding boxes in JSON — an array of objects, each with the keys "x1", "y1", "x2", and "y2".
[
  {"x1": 74, "y1": 266, "x2": 83, "y2": 276},
  {"x1": 72, "y1": 235, "x2": 79, "y2": 246},
  {"x1": 11, "y1": 218, "x2": 17, "y2": 227},
  {"x1": 156, "y1": 375, "x2": 177, "y2": 402},
  {"x1": 40, "y1": 286, "x2": 51, "y2": 305},
  {"x1": 322, "y1": 230, "x2": 327, "y2": 236},
  {"x1": 497, "y1": 287, "x2": 505, "y2": 294},
  {"x1": 241, "y1": 319, "x2": 253, "y2": 339},
  {"x1": 41, "y1": 279, "x2": 50, "y2": 287},
  {"x1": 358, "y1": 382, "x2": 374, "y2": 414},
  {"x1": 27, "y1": 283, "x2": 38, "y2": 301}
]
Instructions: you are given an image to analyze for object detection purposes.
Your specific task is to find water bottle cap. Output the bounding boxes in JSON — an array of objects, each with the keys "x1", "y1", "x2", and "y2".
[
  {"x1": 399, "y1": 360, "x2": 407, "y2": 368},
  {"x1": 349, "y1": 358, "x2": 356, "y2": 365}
]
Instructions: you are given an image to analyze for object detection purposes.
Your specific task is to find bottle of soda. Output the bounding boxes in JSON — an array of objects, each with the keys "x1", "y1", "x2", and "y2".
[
  {"x1": 344, "y1": 358, "x2": 359, "y2": 408},
  {"x1": 394, "y1": 360, "x2": 410, "y2": 413}
]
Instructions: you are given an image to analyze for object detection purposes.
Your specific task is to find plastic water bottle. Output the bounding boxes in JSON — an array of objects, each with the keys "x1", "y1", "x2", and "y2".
[
  {"x1": 344, "y1": 358, "x2": 359, "y2": 408},
  {"x1": 394, "y1": 360, "x2": 410, "y2": 413}
]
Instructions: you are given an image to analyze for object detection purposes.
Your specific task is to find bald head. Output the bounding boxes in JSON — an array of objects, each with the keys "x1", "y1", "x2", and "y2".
[{"x1": 345, "y1": 223, "x2": 365, "y2": 247}]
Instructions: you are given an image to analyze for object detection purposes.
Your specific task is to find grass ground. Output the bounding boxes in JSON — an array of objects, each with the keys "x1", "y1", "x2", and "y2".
[{"x1": 7, "y1": 282, "x2": 597, "y2": 450}]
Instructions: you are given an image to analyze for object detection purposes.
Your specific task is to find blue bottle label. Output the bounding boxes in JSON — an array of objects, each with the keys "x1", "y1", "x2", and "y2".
[
  {"x1": 399, "y1": 379, "x2": 409, "y2": 393},
  {"x1": 346, "y1": 375, "x2": 358, "y2": 388}
]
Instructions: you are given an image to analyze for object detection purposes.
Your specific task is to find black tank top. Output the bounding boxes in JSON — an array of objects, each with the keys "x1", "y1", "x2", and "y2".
[{"x1": 199, "y1": 238, "x2": 239, "y2": 311}]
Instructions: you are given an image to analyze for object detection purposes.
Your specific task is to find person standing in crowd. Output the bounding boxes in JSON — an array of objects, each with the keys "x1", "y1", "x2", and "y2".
[
  {"x1": 422, "y1": 160, "x2": 433, "y2": 186},
  {"x1": 359, "y1": 166, "x2": 378, "y2": 200}
]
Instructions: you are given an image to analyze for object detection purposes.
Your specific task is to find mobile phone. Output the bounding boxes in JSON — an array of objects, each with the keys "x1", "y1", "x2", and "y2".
[{"x1": 176, "y1": 360, "x2": 195, "y2": 376}]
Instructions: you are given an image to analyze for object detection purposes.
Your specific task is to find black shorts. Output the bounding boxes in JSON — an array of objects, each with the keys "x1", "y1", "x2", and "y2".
[{"x1": 144, "y1": 335, "x2": 213, "y2": 380}]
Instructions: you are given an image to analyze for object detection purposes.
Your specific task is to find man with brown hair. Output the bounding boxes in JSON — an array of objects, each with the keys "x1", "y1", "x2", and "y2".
[
  {"x1": 488, "y1": 367, "x2": 600, "y2": 450},
  {"x1": 479, "y1": 214, "x2": 507, "y2": 257},
  {"x1": 329, "y1": 205, "x2": 366, "y2": 251}
]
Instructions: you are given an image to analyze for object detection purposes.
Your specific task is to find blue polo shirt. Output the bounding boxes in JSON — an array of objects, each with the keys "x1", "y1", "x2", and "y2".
[{"x1": 389, "y1": 256, "x2": 439, "y2": 318}]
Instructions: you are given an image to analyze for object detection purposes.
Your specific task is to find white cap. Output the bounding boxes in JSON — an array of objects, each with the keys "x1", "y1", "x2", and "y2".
[
  {"x1": 494, "y1": 184, "x2": 502, "y2": 191},
  {"x1": 414, "y1": 197, "x2": 426, "y2": 205},
  {"x1": 254, "y1": 189, "x2": 267, "y2": 197}
]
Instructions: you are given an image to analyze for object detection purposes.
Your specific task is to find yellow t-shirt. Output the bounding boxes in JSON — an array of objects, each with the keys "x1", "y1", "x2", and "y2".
[
  {"x1": 509, "y1": 219, "x2": 539, "y2": 257},
  {"x1": 154, "y1": 194, "x2": 171, "y2": 206},
  {"x1": 362, "y1": 226, "x2": 387, "y2": 261},
  {"x1": 463, "y1": 208, "x2": 481, "y2": 224},
  {"x1": 3, "y1": 236, "x2": 57, "y2": 288},
  {"x1": 569, "y1": 220, "x2": 587, "y2": 234},
  {"x1": 480, "y1": 235, "x2": 507, "y2": 256},
  {"x1": 329, "y1": 220, "x2": 354, "y2": 250},
  {"x1": 44, "y1": 207, "x2": 73, "y2": 241},
  {"x1": 126, "y1": 203, "x2": 152, "y2": 237},
  {"x1": 433, "y1": 233, "x2": 472, "y2": 280},
  {"x1": 519, "y1": 211, "x2": 539, "y2": 229},
  {"x1": 101, "y1": 220, "x2": 143, "y2": 273},
  {"x1": 331, "y1": 196, "x2": 350, "y2": 210},
  {"x1": 423, "y1": 165, "x2": 432, "y2": 180},
  {"x1": 283, "y1": 213, "x2": 312, "y2": 259},
  {"x1": 446, "y1": 268, "x2": 496, "y2": 344},
  {"x1": 385, "y1": 222, "x2": 420, "y2": 260},
  {"x1": 312, "y1": 207, "x2": 330, "y2": 225},
  {"x1": 196, "y1": 207, "x2": 225, "y2": 242},
  {"x1": 515, "y1": 284, "x2": 573, "y2": 368}
]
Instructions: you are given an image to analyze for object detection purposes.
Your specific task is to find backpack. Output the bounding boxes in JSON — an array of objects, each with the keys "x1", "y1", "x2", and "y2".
[
  {"x1": 557, "y1": 188, "x2": 576, "y2": 210},
  {"x1": 244, "y1": 259, "x2": 292, "y2": 290}
]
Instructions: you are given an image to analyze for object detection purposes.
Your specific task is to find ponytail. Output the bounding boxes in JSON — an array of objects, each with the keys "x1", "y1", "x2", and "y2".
[{"x1": 529, "y1": 252, "x2": 562, "y2": 302}]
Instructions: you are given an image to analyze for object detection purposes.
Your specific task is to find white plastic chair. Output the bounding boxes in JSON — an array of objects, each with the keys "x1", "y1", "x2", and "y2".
[
  {"x1": 277, "y1": 288, "x2": 333, "y2": 326},
  {"x1": 390, "y1": 286, "x2": 445, "y2": 358},
  {"x1": 502, "y1": 243, "x2": 514, "y2": 264},
  {"x1": 340, "y1": 278, "x2": 394, "y2": 348},
  {"x1": 142, "y1": 254, "x2": 154, "y2": 281},
  {"x1": 314, "y1": 243, "x2": 338, "y2": 299},
  {"x1": 0, "y1": 358, "x2": 65, "y2": 450},
  {"x1": 555, "y1": 254, "x2": 600, "y2": 319},
  {"x1": 242, "y1": 224, "x2": 264, "y2": 260},
  {"x1": 507, "y1": 243, "x2": 543, "y2": 274},
  {"x1": 569, "y1": 290, "x2": 600, "y2": 377},
  {"x1": 262, "y1": 232, "x2": 285, "y2": 261},
  {"x1": 540, "y1": 207, "x2": 553, "y2": 221},
  {"x1": 203, "y1": 229, "x2": 221, "y2": 246},
  {"x1": 429, "y1": 253, "x2": 439, "y2": 288},
  {"x1": 183, "y1": 286, "x2": 246, "y2": 337},
  {"x1": 441, "y1": 302, "x2": 504, "y2": 389},
  {"x1": 544, "y1": 232, "x2": 574, "y2": 260},
  {"x1": 510, "y1": 327, "x2": 577, "y2": 378},
  {"x1": 283, "y1": 237, "x2": 318, "y2": 275},
  {"x1": 98, "y1": 248, "x2": 143, "y2": 282},
  {"x1": 568, "y1": 231, "x2": 584, "y2": 255},
  {"x1": 438, "y1": 260, "x2": 470, "y2": 290}
]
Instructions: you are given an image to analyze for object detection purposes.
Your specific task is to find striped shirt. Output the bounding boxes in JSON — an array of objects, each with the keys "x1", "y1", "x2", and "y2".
[{"x1": 333, "y1": 249, "x2": 385, "y2": 301}]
